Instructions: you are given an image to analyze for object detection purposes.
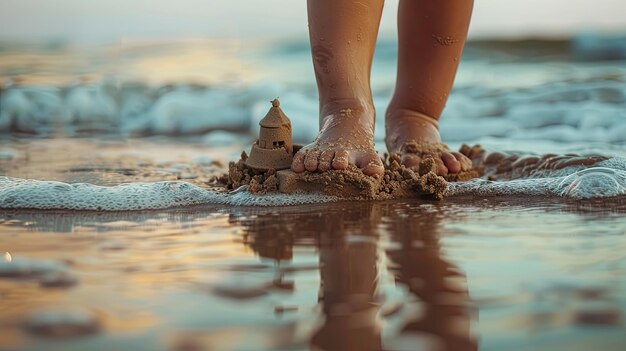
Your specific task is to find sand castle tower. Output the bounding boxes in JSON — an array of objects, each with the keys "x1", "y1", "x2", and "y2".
[{"x1": 245, "y1": 98, "x2": 293, "y2": 170}]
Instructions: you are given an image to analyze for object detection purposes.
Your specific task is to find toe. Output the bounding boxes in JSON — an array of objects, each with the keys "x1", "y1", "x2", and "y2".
[
  {"x1": 485, "y1": 152, "x2": 507, "y2": 165},
  {"x1": 318, "y1": 150, "x2": 334, "y2": 172},
  {"x1": 304, "y1": 149, "x2": 320, "y2": 172},
  {"x1": 332, "y1": 150, "x2": 349, "y2": 170},
  {"x1": 358, "y1": 154, "x2": 385, "y2": 177},
  {"x1": 442, "y1": 152, "x2": 461, "y2": 173},
  {"x1": 401, "y1": 154, "x2": 421, "y2": 169},
  {"x1": 452, "y1": 151, "x2": 473, "y2": 171},
  {"x1": 291, "y1": 150, "x2": 306, "y2": 173},
  {"x1": 436, "y1": 162, "x2": 449, "y2": 176}
]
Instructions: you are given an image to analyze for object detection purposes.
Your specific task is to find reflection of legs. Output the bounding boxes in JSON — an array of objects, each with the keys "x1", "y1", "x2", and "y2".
[
  {"x1": 312, "y1": 235, "x2": 381, "y2": 351},
  {"x1": 398, "y1": 243, "x2": 475, "y2": 350},
  {"x1": 386, "y1": 0, "x2": 474, "y2": 176},
  {"x1": 387, "y1": 213, "x2": 476, "y2": 350},
  {"x1": 292, "y1": 0, "x2": 385, "y2": 177}
]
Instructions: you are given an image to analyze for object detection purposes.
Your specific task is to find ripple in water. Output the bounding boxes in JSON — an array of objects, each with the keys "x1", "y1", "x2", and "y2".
[{"x1": 557, "y1": 167, "x2": 626, "y2": 198}]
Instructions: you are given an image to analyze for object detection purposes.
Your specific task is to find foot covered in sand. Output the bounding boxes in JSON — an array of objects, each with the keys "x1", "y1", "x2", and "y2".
[
  {"x1": 386, "y1": 108, "x2": 473, "y2": 178},
  {"x1": 291, "y1": 101, "x2": 385, "y2": 177}
]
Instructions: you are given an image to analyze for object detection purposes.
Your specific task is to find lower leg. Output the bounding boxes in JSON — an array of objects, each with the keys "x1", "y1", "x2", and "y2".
[
  {"x1": 291, "y1": 0, "x2": 385, "y2": 177},
  {"x1": 312, "y1": 235, "x2": 381, "y2": 350},
  {"x1": 386, "y1": 0, "x2": 474, "y2": 175}
]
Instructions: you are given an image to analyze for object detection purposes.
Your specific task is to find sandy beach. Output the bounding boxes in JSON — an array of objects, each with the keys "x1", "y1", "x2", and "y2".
[
  {"x1": 0, "y1": 136, "x2": 625, "y2": 350},
  {"x1": 1, "y1": 14, "x2": 626, "y2": 349}
]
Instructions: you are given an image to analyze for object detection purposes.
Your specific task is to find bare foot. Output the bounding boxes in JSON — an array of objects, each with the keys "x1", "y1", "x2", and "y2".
[
  {"x1": 291, "y1": 101, "x2": 384, "y2": 177},
  {"x1": 385, "y1": 108, "x2": 472, "y2": 176}
]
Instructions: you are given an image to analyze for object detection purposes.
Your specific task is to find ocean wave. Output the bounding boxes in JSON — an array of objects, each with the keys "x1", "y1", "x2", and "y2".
[
  {"x1": 2, "y1": 35, "x2": 626, "y2": 145},
  {"x1": 2, "y1": 75, "x2": 625, "y2": 145}
]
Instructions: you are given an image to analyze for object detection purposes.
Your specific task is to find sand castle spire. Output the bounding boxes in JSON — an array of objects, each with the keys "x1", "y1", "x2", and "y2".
[
  {"x1": 259, "y1": 98, "x2": 291, "y2": 128},
  {"x1": 245, "y1": 98, "x2": 294, "y2": 170}
]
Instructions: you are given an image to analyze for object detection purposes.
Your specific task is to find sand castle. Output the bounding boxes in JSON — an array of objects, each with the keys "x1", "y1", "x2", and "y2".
[{"x1": 245, "y1": 99, "x2": 294, "y2": 171}]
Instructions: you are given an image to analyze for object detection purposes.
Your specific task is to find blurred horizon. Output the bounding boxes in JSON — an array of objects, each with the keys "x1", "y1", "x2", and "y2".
[{"x1": 1, "y1": 0, "x2": 625, "y2": 43}]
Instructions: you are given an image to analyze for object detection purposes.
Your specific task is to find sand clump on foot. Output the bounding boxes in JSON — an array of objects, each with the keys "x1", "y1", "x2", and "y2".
[
  {"x1": 401, "y1": 140, "x2": 481, "y2": 181},
  {"x1": 226, "y1": 144, "x2": 485, "y2": 200},
  {"x1": 379, "y1": 153, "x2": 448, "y2": 200}
]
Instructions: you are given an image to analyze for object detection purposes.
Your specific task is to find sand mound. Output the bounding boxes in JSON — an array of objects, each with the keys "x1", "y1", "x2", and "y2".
[
  {"x1": 225, "y1": 144, "x2": 486, "y2": 200},
  {"x1": 227, "y1": 151, "x2": 280, "y2": 194}
]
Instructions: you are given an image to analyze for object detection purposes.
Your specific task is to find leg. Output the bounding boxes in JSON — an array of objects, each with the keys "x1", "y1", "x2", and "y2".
[
  {"x1": 386, "y1": 0, "x2": 474, "y2": 176},
  {"x1": 292, "y1": 0, "x2": 385, "y2": 177}
]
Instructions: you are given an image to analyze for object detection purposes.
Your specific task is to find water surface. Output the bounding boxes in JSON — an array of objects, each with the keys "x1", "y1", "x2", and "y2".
[{"x1": 1, "y1": 194, "x2": 625, "y2": 350}]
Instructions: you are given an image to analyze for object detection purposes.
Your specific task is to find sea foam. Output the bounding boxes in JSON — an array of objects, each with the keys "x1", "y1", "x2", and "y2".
[
  {"x1": 447, "y1": 158, "x2": 626, "y2": 198},
  {"x1": 2, "y1": 49, "x2": 625, "y2": 144},
  {"x1": 0, "y1": 159, "x2": 624, "y2": 210},
  {"x1": 0, "y1": 177, "x2": 338, "y2": 210}
]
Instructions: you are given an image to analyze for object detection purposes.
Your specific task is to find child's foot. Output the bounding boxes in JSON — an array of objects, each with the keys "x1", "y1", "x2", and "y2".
[
  {"x1": 291, "y1": 101, "x2": 385, "y2": 177},
  {"x1": 385, "y1": 108, "x2": 472, "y2": 176}
]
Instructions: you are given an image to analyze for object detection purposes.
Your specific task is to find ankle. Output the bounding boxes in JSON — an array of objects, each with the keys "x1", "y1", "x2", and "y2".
[
  {"x1": 320, "y1": 99, "x2": 374, "y2": 118},
  {"x1": 319, "y1": 98, "x2": 375, "y2": 125},
  {"x1": 385, "y1": 107, "x2": 439, "y2": 130}
]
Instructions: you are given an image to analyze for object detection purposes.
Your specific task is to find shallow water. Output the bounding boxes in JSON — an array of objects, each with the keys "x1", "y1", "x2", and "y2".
[
  {"x1": 1, "y1": 139, "x2": 625, "y2": 211},
  {"x1": 1, "y1": 196, "x2": 625, "y2": 351}
]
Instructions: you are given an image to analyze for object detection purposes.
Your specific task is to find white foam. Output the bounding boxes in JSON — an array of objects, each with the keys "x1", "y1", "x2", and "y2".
[
  {"x1": 64, "y1": 85, "x2": 117, "y2": 128},
  {"x1": 2, "y1": 55, "x2": 625, "y2": 145},
  {"x1": 0, "y1": 177, "x2": 338, "y2": 210},
  {"x1": 0, "y1": 256, "x2": 67, "y2": 278},
  {"x1": 446, "y1": 158, "x2": 626, "y2": 199},
  {"x1": 0, "y1": 86, "x2": 63, "y2": 133},
  {"x1": 1, "y1": 158, "x2": 625, "y2": 211}
]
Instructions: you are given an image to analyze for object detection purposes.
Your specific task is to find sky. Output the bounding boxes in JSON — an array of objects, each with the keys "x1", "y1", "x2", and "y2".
[{"x1": 0, "y1": 0, "x2": 625, "y2": 42}]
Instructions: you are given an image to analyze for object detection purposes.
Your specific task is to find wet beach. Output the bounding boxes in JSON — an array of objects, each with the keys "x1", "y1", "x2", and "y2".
[
  {"x1": 1, "y1": 35, "x2": 626, "y2": 350},
  {"x1": 1, "y1": 189, "x2": 625, "y2": 350},
  {"x1": 1, "y1": 138, "x2": 625, "y2": 350}
]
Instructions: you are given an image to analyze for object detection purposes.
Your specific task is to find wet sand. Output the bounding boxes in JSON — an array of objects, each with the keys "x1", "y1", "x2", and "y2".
[{"x1": 0, "y1": 138, "x2": 625, "y2": 350}]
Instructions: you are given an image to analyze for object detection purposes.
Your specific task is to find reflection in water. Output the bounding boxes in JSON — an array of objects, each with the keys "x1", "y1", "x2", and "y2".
[
  {"x1": 1, "y1": 199, "x2": 625, "y2": 350},
  {"x1": 312, "y1": 206, "x2": 382, "y2": 351},
  {"x1": 385, "y1": 206, "x2": 476, "y2": 351},
  {"x1": 234, "y1": 203, "x2": 475, "y2": 350}
]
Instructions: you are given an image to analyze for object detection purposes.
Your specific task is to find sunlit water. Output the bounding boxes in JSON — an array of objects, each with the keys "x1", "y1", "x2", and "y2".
[{"x1": 1, "y1": 196, "x2": 625, "y2": 351}]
